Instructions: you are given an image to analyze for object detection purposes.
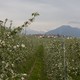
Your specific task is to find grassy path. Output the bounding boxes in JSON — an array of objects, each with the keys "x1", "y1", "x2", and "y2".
[{"x1": 27, "y1": 45, "x2": 48, "y2": 80}]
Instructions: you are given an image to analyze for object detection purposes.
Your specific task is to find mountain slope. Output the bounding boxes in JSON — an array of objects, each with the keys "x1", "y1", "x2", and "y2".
[{"x1": 46, "y1": 25, "x2": 80, "y2": 37}]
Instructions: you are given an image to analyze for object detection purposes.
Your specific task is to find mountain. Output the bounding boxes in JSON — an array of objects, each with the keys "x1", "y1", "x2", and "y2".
[
  {"x1": 46, "y1": 25, "x2": 80, "y2": 37},
  {"x1": 22, "y1": 29, "x2": 45, "y2": 35}
]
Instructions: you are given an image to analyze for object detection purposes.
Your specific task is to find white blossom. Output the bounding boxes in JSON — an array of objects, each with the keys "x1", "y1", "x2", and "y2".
[{"x1": 21, "y1": 44, "x2": 25, "y2": 48}]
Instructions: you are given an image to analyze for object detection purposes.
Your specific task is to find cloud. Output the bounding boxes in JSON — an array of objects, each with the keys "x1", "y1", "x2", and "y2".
[
  {"x1": 0, "y1": 0, "x2": 80, "y2": 31},
  {"x1": 68, "y1": 21, "x2": 80, "y2": 24}
]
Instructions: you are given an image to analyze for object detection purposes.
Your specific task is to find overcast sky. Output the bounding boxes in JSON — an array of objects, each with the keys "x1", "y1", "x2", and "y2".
[{"x1": 0, "y1": 0, "x2": 80, "y2": 31}]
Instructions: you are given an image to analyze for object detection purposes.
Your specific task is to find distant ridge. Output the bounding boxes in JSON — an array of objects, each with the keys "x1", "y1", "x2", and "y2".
[
  {"x1": 46, "y1": 25, "x2": 80, "y2": 37},
  {"x1": 22, "y1": 28, "x2": 45, "y2": 35}
]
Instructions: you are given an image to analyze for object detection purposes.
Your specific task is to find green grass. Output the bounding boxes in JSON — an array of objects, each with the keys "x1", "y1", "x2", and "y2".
[{"x1": 27, "y1": 45, "x2": 48, "y2": 80}]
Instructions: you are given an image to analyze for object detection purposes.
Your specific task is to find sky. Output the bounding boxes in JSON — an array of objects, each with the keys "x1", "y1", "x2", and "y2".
[{"x1": 0, "y1": 0, "x2": 80, "y2": 32}]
